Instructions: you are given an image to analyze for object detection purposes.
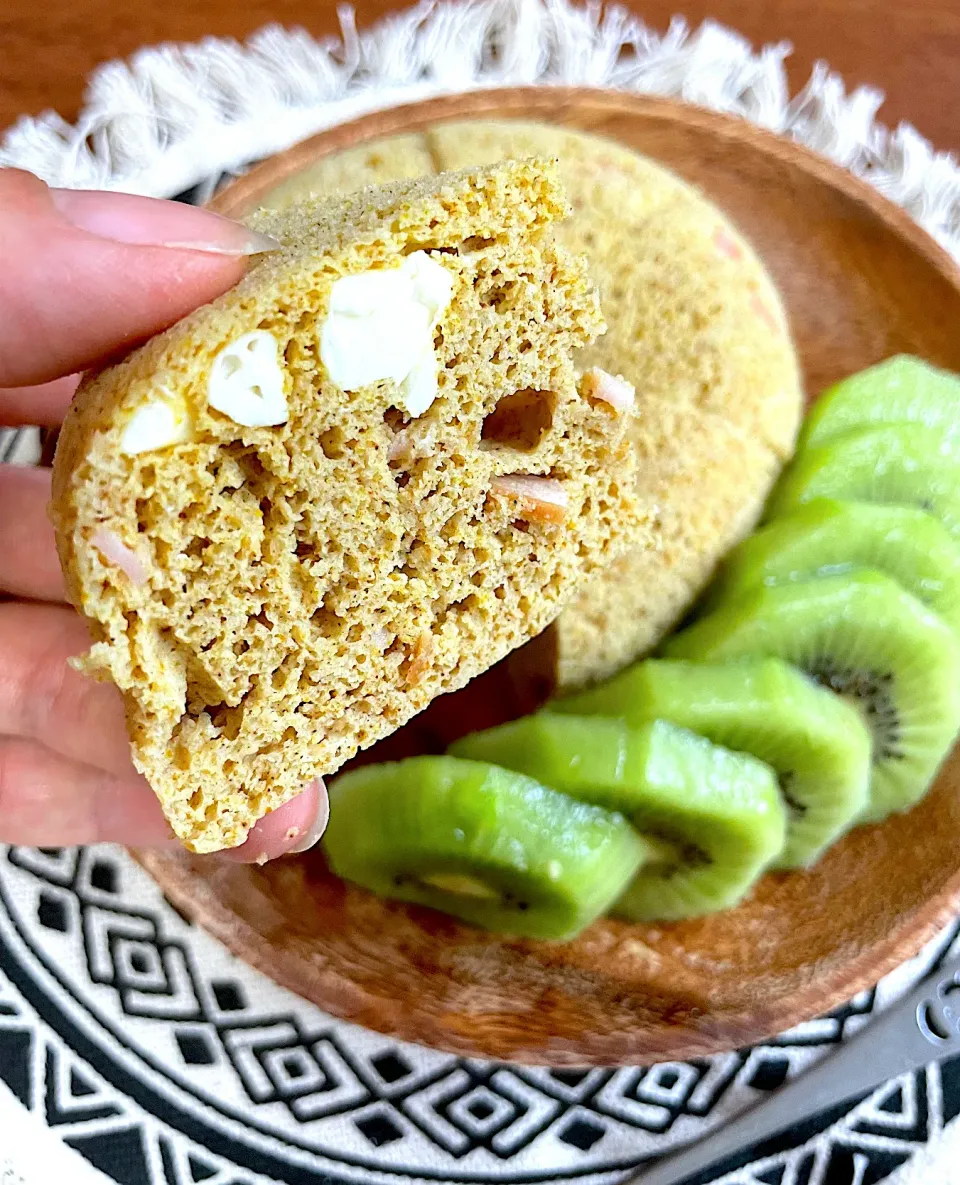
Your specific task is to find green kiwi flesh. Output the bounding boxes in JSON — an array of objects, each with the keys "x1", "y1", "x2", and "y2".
[
  {"x1": 765, "y1": 423, "x2": 960, "y2": 542},
  {"x1": 550, "y1": 657, "x2": 871, "y2": 868},
  {"x1": 664, "y1": 571, "x2": 960, "y2": 823},
  {"x1": 709, "y1": 497, "x2": 960, "y2": 636},
  {"x1": 802, "y1": 355, "x2": 960, "y2": 448},
  {"x1": 450, "y1": 717, "x2": 786, "y2": 921},
  {"x1": 323, "y1": 756, "x2": 646, "y2": 940}
]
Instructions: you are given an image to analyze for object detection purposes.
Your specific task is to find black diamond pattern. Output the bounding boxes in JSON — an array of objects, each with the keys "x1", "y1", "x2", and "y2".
[
  {"x1": 37, "y1": 891, "x2": 69, "y2": 932},
  {"x1": 372, "y1": 1051, "x2": 412, "y2": 1084},
  {"x1": 356, "y1": 1112, "x2": 404, "y2": 1147},
  {"x1": 441, "y1": 1080, "x2": 523, "y2": 1147},
  {"x1": 211, "y1": 980, "x2": 245, "y2": 1012},
  {"x1": 175, "y1": 1030, "x2": 217, "y2": 1066},
  {"x1": 77, "y1": 903, "x2": 200, "y2": 1020},
  {"x1": 130, "y1": 949, "x2": 150, "y2": 975},
  {"x1": 217, "y1": 1023, "x2": 372, "y2": 1123},
  {"x1": 559, "y1": 1118, "x2": 605, "y2": 1151},
  {"x1": 748, "y1": 1054, "x2": 791, "y2": 1091},
  {"x1": 89, "y1": 861, "x2": 118, "y2": 894}
]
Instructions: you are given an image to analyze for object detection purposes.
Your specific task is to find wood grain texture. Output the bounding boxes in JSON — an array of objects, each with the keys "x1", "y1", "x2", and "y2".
[
  {"x1": 141, "y1": 90, "x2": 960, "y2": 1066},
  {"x1": 1, "y1": 1, "x2": 959, "y2": 153}
]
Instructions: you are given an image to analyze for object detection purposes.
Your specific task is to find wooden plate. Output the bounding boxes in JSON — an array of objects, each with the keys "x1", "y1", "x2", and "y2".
[{"x1": 139, "y1": 89, "x2": 960, "y2": 1067}]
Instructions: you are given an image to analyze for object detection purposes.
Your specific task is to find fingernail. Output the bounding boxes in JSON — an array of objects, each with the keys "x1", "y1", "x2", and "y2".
[
  {"x1": 287, "y1": 779, "x2": 330, "y2": 854},
  {"x1": 50, "y1": 188, "x2": 281, "y2": 256}
]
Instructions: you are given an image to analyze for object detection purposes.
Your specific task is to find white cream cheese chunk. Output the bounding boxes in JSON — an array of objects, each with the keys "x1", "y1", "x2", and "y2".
[
  {"x1": 120, "y1": 391, "x2": 192, "y2": 455},
  {"x1": 207, "y1": 330, "x2": 288, "y2": 427},
  {"x1": 319, "y1": 251, "x2": 454, "y2": 417}
]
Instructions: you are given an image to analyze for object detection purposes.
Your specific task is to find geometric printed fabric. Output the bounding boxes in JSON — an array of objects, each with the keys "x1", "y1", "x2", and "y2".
[{"x1": 1, "y1": 843, "x2": 958, "y2": 1185}]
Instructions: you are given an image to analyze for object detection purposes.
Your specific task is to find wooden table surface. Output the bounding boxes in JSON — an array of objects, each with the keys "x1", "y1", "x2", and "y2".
[{"x1": 1, "y1": 0, "x2": 959, "y2": 152}]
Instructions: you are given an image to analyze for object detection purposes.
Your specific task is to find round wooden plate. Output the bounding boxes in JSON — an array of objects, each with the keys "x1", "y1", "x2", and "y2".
[{"x1": 139, "y1": 89, "x2": 960, "y2": 1067}]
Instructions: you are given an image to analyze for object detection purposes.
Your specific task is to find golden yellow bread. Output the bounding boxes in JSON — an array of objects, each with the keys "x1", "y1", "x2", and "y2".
[
  {"x1": 261, "y1": 135, "x2": 437, "y2": 211},
  {"x1": 257, "y1": 121, "x2": 803, "y2": 686},
  {"x1": 51, "y1": 160, "x2": 643, "y2": 852}
]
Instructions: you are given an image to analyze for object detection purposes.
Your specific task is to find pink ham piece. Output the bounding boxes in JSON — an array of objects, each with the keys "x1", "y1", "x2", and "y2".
[
  {"x1": 91, "y1": 528, "x2": 149, "y2": 586},
  {"x1": 582, "y1": 367, "x2": 635, "y2": 412},
  {"x1": 490, "y1": 474, "x2": 569, "y2": 524}
]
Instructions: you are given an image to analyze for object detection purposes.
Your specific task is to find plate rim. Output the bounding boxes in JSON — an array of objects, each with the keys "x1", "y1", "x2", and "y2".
[{"x1": 210, "y1": 85, "x2": 960, "y2": 290}]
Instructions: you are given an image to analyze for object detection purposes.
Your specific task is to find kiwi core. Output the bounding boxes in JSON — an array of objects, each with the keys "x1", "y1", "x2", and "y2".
[
  {"x1": 416, "y1": 872, "x2": 501, "y2": 900},
  {"x1": 809, "y1": 663, "x2": 902, "y2": 761}
]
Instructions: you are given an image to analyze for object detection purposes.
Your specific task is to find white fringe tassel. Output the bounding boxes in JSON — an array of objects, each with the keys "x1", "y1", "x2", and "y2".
[{"x1": 1, "y1": 0, "x2": 959, "y2": 261}]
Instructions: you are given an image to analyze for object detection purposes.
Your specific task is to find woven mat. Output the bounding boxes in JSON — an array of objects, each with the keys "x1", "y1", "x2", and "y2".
[
  {"x1": 2, "y1": 3, "x2": 960, "y2": 1182},
  {"x1": 1, "y1": 844, "x2": 958, "y2": 1185}
]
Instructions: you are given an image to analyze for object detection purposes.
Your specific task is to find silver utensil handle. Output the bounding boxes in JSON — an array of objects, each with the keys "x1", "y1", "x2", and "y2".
[{"x1": 626, "y1": 951, "x2": 960, "y2": 1185}]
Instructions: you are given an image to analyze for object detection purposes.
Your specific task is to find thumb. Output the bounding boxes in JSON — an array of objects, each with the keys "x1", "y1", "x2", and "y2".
[{"x1": 0, "y1": 169, "x2": 279, "y2": 387}]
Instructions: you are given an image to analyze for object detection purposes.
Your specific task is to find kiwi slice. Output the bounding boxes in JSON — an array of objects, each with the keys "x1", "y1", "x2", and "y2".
[
  {"x1": 451, "y1": 717, "x2": 786, "y2": 921},
  {"x1": 802, "y1": 356, "x2": 960, "y2": 448},
  {"x1": 765, "y1": 423, "x2": 960, "y2": 542},
  {"x1": 549, "y1": 656, "x2": 871, "y2": 869},
  {"x1": 664, "y1": 571, "x2": 960, "y2": 822},
  {"x1": 323, "y1": 755, "x2": 646, "y2": 940},
  {"x1": 709, "y1": 497, "x2": 960, "y2": 636}
]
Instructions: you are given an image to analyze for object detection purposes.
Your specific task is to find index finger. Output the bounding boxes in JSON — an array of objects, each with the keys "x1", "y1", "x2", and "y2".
[
  {"x1": 0, "y1": 169, "x2": 269, "y2": 388},
  {"x1": 0, "y1": 375, "x2": 79, "y2": 428}
]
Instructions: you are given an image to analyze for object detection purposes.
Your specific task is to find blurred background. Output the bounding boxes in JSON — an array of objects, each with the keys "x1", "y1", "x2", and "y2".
[{"x1": 2, "y1": 0, "x2": 958, "y2": 150}]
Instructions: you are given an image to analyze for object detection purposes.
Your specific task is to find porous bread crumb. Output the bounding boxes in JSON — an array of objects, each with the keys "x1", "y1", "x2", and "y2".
[
  {"x1": 51, "y1": 160, "x2": 642, "y2": 853},
  {"x1": 422, "y1": 124, "x2": 802, "y2": 687},
  {"x1": 263, "y1": 122, "x2": 803, "y2": 687}
]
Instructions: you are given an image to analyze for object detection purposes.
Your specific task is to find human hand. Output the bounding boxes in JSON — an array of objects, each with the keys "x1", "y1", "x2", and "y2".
[{"x1": 0, "y1": 168, "x2": 328, "y2": 859}]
